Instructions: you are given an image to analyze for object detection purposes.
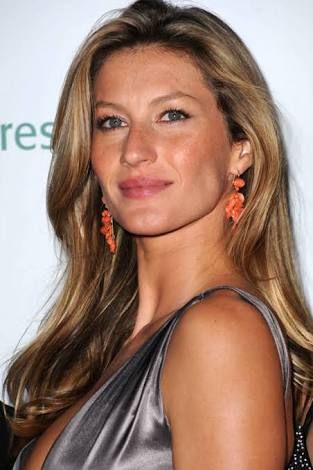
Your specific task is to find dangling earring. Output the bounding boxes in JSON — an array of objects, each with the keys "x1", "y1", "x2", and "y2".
[
  {"x1": 100, "y1": 208, "x2": 116, "y2": 254},
  {"x1": 225, "y1": 174, "x2": 246, "y2": 225}
]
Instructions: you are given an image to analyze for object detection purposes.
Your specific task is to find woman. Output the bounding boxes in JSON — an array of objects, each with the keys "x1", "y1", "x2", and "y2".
[{"x1": 4, "y1": 0, "x2": 313, "y2": 468}]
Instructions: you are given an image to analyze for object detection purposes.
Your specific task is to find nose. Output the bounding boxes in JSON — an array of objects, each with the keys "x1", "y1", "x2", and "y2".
[{"x1": 120, "y1": 125, "x2": 157, "y2": 167}]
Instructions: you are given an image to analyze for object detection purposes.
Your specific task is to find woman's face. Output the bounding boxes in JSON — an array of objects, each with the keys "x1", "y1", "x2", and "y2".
[{"x1": 91, "y1": 46, "x2": 246, "y2": 237}]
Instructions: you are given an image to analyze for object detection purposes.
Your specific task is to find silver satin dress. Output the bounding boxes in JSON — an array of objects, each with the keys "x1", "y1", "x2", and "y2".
[{"x1": 13, "y1": 286, "x2": 293, "y2": 469}]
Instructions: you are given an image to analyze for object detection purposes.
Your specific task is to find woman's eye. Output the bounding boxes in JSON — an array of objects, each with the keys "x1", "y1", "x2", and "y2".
[
  {"x1": 161, "y1": 109, "x2": 190, "y2": 122},
  {"x1": 96, "y1": 115, "x2": 126, "y2": 130}
]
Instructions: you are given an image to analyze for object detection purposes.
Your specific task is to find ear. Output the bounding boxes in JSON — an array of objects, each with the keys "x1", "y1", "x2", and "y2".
[{"x1": 228, "y1": 139, "x2": 253, "y2": 176}]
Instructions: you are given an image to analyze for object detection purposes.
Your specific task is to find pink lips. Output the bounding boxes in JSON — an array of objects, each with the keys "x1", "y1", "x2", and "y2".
[{"x1": 118, "y1": 177, "x2": 172, "y2": 199}]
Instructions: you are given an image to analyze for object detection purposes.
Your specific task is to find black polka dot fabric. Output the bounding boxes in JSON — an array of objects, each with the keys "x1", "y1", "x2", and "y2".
[{"x1": 288, "y1": 425, "x2": 312, "y2": 469}]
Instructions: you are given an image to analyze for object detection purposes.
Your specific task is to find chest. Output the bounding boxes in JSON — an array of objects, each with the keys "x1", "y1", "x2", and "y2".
[{"x1": 17, "y1": 322, "x2": 174, "y2": 469}]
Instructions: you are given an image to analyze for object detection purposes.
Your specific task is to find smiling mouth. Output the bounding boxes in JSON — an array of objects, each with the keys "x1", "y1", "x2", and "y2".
[{"x1": 118, "y1": 178, "x2": 173, "y2": 199}]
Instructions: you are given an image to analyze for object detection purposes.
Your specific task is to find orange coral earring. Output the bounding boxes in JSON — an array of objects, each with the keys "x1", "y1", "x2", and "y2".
[
  {"x1": 225, "y1": 174, "x2": 246, "y2": 225},
  {"x1": 100, "y1": 208, "x2": 116, "y2": 254}
]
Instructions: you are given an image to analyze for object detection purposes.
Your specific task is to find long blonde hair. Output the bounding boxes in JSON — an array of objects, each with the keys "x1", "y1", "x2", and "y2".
[{"x1": 5, "y1": 0, "x2": 313, "y2": 442}]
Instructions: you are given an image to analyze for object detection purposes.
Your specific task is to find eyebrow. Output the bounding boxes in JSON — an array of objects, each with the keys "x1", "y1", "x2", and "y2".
[{"x1": 95, "y1": 91, "x2": 198, "y2": 109}]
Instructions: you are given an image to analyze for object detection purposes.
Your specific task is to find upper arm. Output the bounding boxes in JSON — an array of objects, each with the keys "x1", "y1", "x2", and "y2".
[{"x1": 161, "y1": 291, "x2": 287, "y2": 469}]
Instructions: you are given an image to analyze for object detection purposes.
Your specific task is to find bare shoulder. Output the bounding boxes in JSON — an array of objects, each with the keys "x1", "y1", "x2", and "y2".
[
  {"x1": 164, "y1": 289, "x2": 282, "y2": 367},
  {"x1": 161, "y1": 289, "x2": 288, "y2": 469}
]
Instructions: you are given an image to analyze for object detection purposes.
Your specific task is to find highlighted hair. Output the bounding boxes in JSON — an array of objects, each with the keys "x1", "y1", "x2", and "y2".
[{"x1": 5, "y1": 0, "x2": 313, "y2": 443}]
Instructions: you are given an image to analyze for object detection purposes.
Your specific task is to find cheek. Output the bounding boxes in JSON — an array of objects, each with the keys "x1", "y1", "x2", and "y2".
[
  {"x1": 90, "y1": 137, "x2": 102, "y2": 174},
  {"x1": 90, "y1": 138, "x2": 114, "y2": 192},
  {"x1": 176, "y1": 134, "x2": 229, "y2": 186},
  {"x1": 172, "y1": 134, "x2": 231, "y2": 220}
]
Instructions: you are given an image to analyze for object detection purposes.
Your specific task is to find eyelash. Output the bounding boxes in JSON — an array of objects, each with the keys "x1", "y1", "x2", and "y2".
[
  {"x1": 95, "y1": 108, "x2": 191, "y2": 131},
  {"x1": 95, "y1": 114, "x2": 123, "y2": 131},
  {"x1": 162, "y1": 108, "x2": 191, "y2": 122}
]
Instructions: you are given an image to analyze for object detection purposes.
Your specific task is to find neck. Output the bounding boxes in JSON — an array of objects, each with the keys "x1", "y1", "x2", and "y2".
[{"x1": 132, "y1": 217, "x2": 238, "y2": 336}]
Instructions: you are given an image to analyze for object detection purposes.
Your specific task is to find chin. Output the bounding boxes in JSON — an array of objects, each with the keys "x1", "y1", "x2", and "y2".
[
  {"x1": 118, "y1": 210, "x2": 171, "y2": 236},
  {"x1": 123, "y1": 223, "x2": 168, "y2": 238}
]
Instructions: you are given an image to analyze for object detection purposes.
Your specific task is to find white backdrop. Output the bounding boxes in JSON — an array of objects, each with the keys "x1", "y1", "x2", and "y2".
[{"x1": 1, "y1": 0, "x2": 313, "y2": 389}]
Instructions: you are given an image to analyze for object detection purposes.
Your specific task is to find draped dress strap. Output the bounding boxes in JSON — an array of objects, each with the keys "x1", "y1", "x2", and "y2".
[{"x1": 13, "y1": 285, "x2": 293, "y2": 469}]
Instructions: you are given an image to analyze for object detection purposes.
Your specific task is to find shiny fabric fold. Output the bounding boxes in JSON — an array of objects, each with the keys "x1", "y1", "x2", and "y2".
[{"x1": 14, "y1": 286, "x2": 292, "y2": 469}]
